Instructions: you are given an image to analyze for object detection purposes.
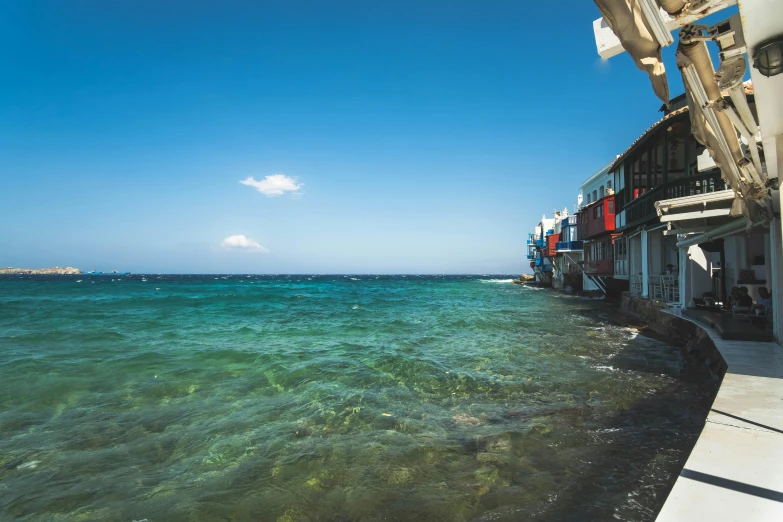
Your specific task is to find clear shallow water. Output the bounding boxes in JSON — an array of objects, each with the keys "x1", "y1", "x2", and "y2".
[{"x1": 0, "y1": 275, "x2": 714, "y2": 521}]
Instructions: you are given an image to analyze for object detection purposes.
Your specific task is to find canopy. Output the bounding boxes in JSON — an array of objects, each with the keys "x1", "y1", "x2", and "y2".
[{"x1": 593, "y1": 0, "x2": 670, "y2": 104}]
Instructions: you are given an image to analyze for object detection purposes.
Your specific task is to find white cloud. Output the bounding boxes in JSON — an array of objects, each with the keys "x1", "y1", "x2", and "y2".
[
  {"x1": 220, "y1": 235, "x2": 269, "y2": 253},
  {"x1": 240, "y1": 174, "x2": 303, "y2": 197}
]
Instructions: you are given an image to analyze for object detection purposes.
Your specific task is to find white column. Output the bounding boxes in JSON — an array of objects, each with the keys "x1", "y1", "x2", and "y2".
[
  {"x1": 641, "y1": 229, "x2": 649, "y2": 297},
  {"x1": 764, "y1": 232, "x2": 772, "y2": 287},
  {"x1": 723, "y1": 235, "x2": 748, "y2": 284},
  {"x1": 679, "y1": 247, "x2": 688, "y2": 308},
  {"x1": 769, "y1": 220, "x2": 783, "y2": 342},
  {"x1": 685, "y1": 245, "x2": 713, "y2": 307}
]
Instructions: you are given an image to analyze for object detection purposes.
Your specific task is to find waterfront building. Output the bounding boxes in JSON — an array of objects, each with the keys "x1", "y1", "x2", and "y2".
[
  {"x1": 578, "y1": 161, "x2": 620, "y2": 293},
  {"x1": 608, "y1": 94, "x2": 733, "y2": 304},
  {"x1": 526, "y1": 227, "x2": 541, "y2": 273},
  {"x1": 527, "y1": 221, "x2": 550, "y2": 286},
  {"x1": 527, "y1": 214, "x2": 562, "y2": 286},
  {"x1": 589, "y1": 2, "x2": 783, "y2": 520},
  {"x1": 591, "y1": 0, "x2": 782, "y2": 340},
  {"x1": 553, "y1": 209, "x2": 583, "y2": 291}
]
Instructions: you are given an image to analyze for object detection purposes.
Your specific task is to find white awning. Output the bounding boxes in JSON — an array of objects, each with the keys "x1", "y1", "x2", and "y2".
[
  {"x1": 592, "y1": 0, "x2": 738, "y2": 60},
  {"x1": 676, "y1": 218, "x2": 750, "y2": 248},
  {"x1": 593, "y1": 0, "x2": 670, "y2": 103},
  {"x1": 656, "y1": 189, "x2": 735, "y2": 236},
  {"x1": 660, "y1": 208, "x2": 731, "y2": 222},
  {"x1": 655, "y1": 189, "x2": 735, "y2": 215}
]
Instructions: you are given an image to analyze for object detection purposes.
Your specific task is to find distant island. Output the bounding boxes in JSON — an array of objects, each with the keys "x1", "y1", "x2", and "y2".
[{"x1": 0, "y1": 267, "x2": 82, "y2": 275}]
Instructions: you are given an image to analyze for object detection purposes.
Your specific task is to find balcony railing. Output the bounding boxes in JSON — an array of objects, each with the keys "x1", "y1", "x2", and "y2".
[
  {"x1": 535, "y1": 239, "x2": 545, "y2": 248},
  {"x1": 623, "y1": 171, "x2": 726, "y2": 229},
  {"x1": 534, "y1": 258, "x2": 553, "y2": 272},
  {"x1": 556, "y1": 240, "x2": 584, "y2": 252}
]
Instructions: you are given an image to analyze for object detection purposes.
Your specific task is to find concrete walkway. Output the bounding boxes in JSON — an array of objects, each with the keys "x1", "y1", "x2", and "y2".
[{"x1": 656, "y1": 309, "x2": 783, "y2": 521}]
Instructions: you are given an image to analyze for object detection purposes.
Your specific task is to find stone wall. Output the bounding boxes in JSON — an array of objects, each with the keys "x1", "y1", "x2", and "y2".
[{"x1": 619, "y1": 293, "x2": 727, "y2": 381}]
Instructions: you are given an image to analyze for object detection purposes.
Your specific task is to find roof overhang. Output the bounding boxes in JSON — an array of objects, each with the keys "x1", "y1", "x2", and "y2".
[
  {"x1": 676, "y1": 217, "x2": 755, "y2": 248},
  {"x1": 655, "y1": 189, "x2": 736, "y2": 214},
  {"x1": 655, "y1": 189, "x2": 737, "y2": 237}
]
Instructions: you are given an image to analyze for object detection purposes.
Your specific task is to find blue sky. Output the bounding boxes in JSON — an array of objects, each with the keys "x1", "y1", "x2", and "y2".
[{"x1": 0, "y1": 1, "x2": 732, "y2": 273}]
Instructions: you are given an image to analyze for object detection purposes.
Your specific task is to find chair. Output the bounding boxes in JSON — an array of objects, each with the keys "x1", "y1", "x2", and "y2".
[
  {"x1": 649, "y1": 275, "x2": 664, "y2": 300},
  {"x1": 662, "y1": 275, "x2": 679, "y2": 303},
  {"x1": 630, "y1": 274, "x2": 642, "y2": 297}
]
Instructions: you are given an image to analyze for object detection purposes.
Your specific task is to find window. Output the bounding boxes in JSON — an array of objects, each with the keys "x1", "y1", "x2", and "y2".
[
  {"x1": 632, "y1": 155, "x2": 644, "y2": 197},
  {"x1": 607, "y1": 200, "x2": 614, "y2": 214},
  {"x1": 596, "y1": 241, "x2": 604, "y2": 260},
  {"x1": 653, "y1": 134, "x2": 665, "y2": 186},
  {"x1": 607, "y1": 180, "x2": 612, "y2": 190},
  {"x1": 592, "y1": 190, "x2": 597, "y2": 202},
  {"x1": 668, "y1": 121, "x2": 687, "y2": 181},
  {"x1": 586, "y1": 193, "x2": 591, "y2": 204},
  {"x1": 599, "y1": 185, "x2": 604, "y2": 197}
]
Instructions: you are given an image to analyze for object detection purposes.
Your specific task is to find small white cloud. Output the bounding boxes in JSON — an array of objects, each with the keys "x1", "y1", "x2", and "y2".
[
  {"x1": 220, "y1": 235, "x2": 269, "y2": 253},
  {"x1": 240, "y1": 174, "x2": 303, "y2": 197}
]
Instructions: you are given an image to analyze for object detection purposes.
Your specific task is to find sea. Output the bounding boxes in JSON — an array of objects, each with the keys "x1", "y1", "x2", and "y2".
[{"x1": 0, "y1": 275, "x2": 715, "y2": 521}]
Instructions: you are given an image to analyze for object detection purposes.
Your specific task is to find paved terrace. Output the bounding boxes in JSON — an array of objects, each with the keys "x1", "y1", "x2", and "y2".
[{"x1": 656, "y1": 309, "x2": 783, "y2": 521}]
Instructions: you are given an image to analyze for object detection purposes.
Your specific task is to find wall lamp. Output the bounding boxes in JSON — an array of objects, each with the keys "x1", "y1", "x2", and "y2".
[{"x1": 752, "y1": 36, "x2": 783, "y2": 77}]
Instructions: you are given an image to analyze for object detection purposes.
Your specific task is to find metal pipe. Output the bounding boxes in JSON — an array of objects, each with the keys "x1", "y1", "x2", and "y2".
[
  {"x1": 724, "y1": 106, "x2": 764, "y2": 176},
  {"x1": 679, "y1": 40, "x2": 745, "y2": 164},
  {"x1": 657, "y1": 0, "x2": 686, "y2": 15},
  {"x1": 727, "y1": 85, "x2": 759, "y2": 136}
]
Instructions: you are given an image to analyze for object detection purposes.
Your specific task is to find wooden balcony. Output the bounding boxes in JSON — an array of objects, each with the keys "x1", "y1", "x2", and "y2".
[
  {"x1": 545, "y1": 235, "x2": 559, "y2": 257},
  {"x1": 586, "y1": 195, "x2": 616, "y2": 239},
  {"x1": 556, "y1": 240, "x2": 584, "y2": 252},
  {"x1": 623, "y1": 171, "x2": 726, "y2": 229},
  {"x1": 583, "y1": 259, "x2": 613, "y2": 275}
]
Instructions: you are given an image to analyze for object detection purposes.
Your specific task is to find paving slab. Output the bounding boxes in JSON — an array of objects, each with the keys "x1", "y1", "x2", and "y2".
[{"x1": 656, "y1": 309, "x2": 783, "y2": 521}]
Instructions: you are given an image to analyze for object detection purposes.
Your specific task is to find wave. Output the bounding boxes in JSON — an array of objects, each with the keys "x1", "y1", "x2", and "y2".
[{"x1": 478, "y1": 279, "x2": 514, "y2": 284}]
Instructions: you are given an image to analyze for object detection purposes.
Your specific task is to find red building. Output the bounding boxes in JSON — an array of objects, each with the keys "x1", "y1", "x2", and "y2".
[
  {"x1": 583, "y1": 194, "x2": 616, "y2": 280},
  {"x1": 545, "y1": 233, "x2": 559, "y2": 258}
]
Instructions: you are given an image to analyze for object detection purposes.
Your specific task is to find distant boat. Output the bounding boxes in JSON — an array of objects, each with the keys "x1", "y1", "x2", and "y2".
[{"x1": 84, "y1": 270, "x2": 131, "y2": 276}]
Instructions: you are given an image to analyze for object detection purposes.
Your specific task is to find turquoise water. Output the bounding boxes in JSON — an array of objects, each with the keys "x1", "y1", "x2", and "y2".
[{"x1": 0, "y1": 275, "x2": 714, "y2": 521}]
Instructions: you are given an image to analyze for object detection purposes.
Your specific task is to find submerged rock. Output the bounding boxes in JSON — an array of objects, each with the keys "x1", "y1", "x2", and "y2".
[
  {"x1": 452, "y1": 413, "x2": 481, "y2": 426},
  {"x1": 16, "y1": 460, "x2": 41, "y2": 470}
]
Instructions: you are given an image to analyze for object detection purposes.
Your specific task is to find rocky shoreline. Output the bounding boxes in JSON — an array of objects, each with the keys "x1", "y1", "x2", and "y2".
[
  {"x1": 511, "y1": 274, "x2": 535, "y2": 284},
  {"x1": 0, "y1": 267, "x2": 82, "y2": 275}
]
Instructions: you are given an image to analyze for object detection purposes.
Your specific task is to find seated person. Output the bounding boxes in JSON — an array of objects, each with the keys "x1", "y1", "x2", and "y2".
[
  {"x1": 734, "y1": 286, "x2": 753, "y2": 307},
  {"x1": 731, "y1": 287, "x2": 754, "y2": 318},
  {"x1": 757, "y1": 287, "x2": 771, "y2": 308},
  {"x1": 728, "y1": 287, "x2": 742, "y2": 307},
  {"x1": 663, "y1": 264, "x2": 676, "y2": 275},
  {"x1": 752, "y1": 287, "x2": 771, "y2": 317},
  {"x1": 739, "y1": 287, "x2": 754, "y2": 307}
]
